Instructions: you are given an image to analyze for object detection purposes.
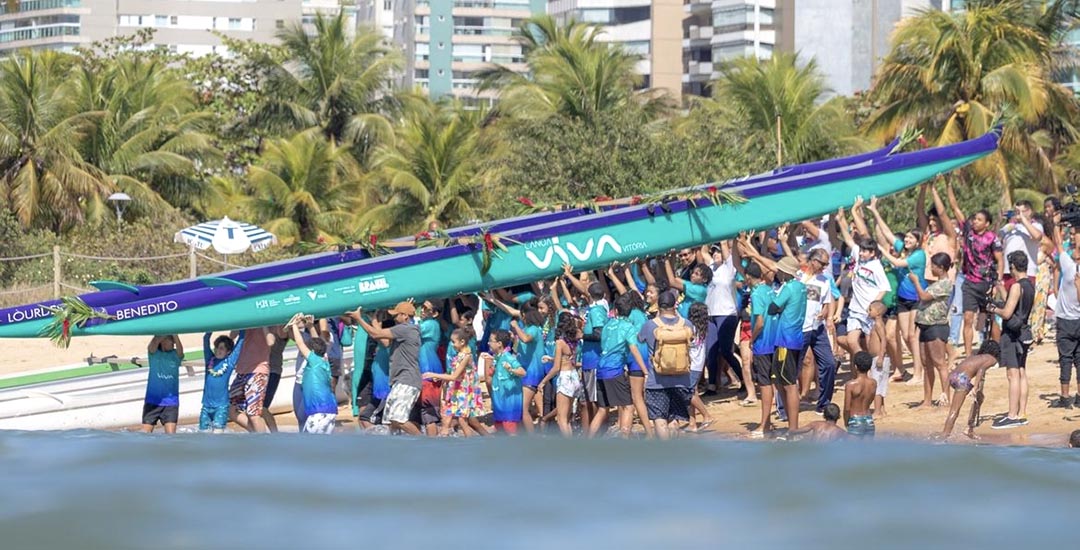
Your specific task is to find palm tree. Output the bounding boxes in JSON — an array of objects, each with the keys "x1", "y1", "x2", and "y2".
[
  {"x1": 477, "y1": 15, "x2": 669, "y2": 124},
  {"x1": 69, "y1": 55, "x2": 221, "y2": 216},
  {"x1": 867, "y1": 2, "x2": 1079, "y2": 203},
  {"x1": 247, "y1": 128, "x2": 363, "y2": 245},
  {"x1": 250, "y1": 12, "x2": 402, "y2": 161},
  {"x1": 708, "y1": 52, "x2": 866, "y2": 166},
  {"x1": 360, "y1": 99, "x2": 496, "y2": 236},
  {"x1": 0, "y1": 51, "x2": 110, "y2": 232}
]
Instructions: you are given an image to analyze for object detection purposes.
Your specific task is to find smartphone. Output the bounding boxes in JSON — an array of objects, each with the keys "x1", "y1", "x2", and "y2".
[{"x1": 1003, "y1": 210, "x2": 1015, "y2": 220}]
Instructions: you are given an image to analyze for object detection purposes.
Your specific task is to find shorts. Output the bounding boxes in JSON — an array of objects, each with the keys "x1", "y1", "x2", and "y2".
[
  {"x1": 142, "y1": 403, "x2": 179, "y2": 426},
  {"x1": 329, "y1": 356, "x2": 343, "y2": 379},
  {"x1": 771, "y1": 347, "x2": 800, "y2": 386},
  {"x1": 847, "y1": 414, "x2": 875, "y2": 438},
  {"x1": 917, "y1": 323, "x2": 950, "y2": 343},
  {"x1": 557, "y1": 369, "x2": 583, "y2": 399},
  {"x1": 949, "y1": 370, "x2": 974, "y2": 392},
  {"x1": 384, "y1": 383, "x2": 421, "y2": 425},
  {"x1": 846, "y1": 311, "x2": 873, "y2": 335},
  {"x1": 870, "y1": 358, "x2": 890, "y2": 397},
  {"x1": 419, "y1": 379, "x2": 442, "y2": 426},
  {"x1": 896, "y1": 297, "x2": 918, "y2": 313},
  {"x1": 645, "y1": 387, "x2": 691, "y2": 422},
  {"x1": 740, "y1": 319, "x2": 752, "y2": 342},
  {"x1": 595, "y1": 375, "x2": 633, "y2": 408},
  {"x1": 962, "y1": 280, "x2": 992, "y2": 313},
  {"x1": 751, "y1": 355, "x2": 772, "y2": 387},
  {"x1": 582, "y1": 369, "x2": 598, "y2": 403},
  {"x1": 263, "y1": 372, "x2": 282, "y2": 408},
  {"x1": 303, "y1": 413, "x2": 336, "y2": 435},
  {"x1": 689, "y1": 369, "x2": 704, "y2": 389},
  {"x1": 494, "y1": 421, "x2": 519, "y2": 434},
  {"x1": 229, "y1": 372, "x2": 269, "y2": 417},
  {"x1": 884, "y1": 305, "x2": 898, "y2": 320},
  {"x1": 628, "y1": 370, "x2": 644, "y2": 378},
  {"x1": 199, "y1": 404, "x2": 228, "y2": 430},
  {"x1": 999, "y1": 333, "x2": 1030, "y2": 369},
  {"x1": 543, "y1": 378, "x2": 557, "y2": 416}
]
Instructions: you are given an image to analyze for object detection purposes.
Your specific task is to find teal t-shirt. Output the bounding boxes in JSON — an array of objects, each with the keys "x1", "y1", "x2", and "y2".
[
  {"x1": 896, "y1": 248, "x2": 927, "y2": 301},
  {"x1": 517, "y1": 323, "x2": 545, "y2": 384},
  {"x1": 491, "y1": 351, "x2": 523, "y2": 422},
  {"x1": 581, "y1": 303, "x2": 609, "y2": 370},
  {"x1": 772, "y1": 280, "x2": 807, "y2": 350},
  {"x1": 418, "y1": 318, "x2": 442, "y2": 374},
  {"x1": 301, "y1": 352, "x2": 338, "y2": 416},
  {"x1": 146, "y1": 350, "x2": 181, "y2": 407},
  {"x1": 597, "y1": 317, "x2": 637, "y2": 380},
  {"x1": 678, "y1": 279, "x2": 708, "y2": 318},
  {"x1": 750, "y1": 284, "x2": 778, "y2": 356}
]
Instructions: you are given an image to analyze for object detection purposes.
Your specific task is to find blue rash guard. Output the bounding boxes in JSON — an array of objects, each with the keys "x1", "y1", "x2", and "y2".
[{"x1": 202, "y1": 332, "x2": 244, "y2": 409}]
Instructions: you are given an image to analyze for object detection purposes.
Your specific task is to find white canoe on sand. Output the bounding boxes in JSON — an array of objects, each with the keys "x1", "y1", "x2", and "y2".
[{"x1": 0, "y1": 348, "x2": 354, "y2": 431}]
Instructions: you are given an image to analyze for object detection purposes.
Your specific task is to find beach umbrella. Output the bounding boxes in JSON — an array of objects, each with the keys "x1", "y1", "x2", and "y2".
[{"x1": 174, "y1": 217, "x2": 277, "y2": 267}]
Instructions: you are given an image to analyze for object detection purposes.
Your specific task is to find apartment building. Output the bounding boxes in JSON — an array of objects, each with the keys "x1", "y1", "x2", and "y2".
[{"x1": 0, "y1": 0, "x2": 324, "y2": 56}]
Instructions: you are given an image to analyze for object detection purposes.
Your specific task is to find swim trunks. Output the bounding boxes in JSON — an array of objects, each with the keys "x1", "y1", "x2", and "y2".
[
  {"x1": 949, "y1": 370, "x2": 974, "y2": 392},
  {"x1": 142, "y1": 403, "x2": 179, "y2": 426},
  {"x1": 384, "y1": 383, "x2": 420, "y2": 425},
  {"x1": 198, "y1": 404, "x2": 229, "y2": 431},
  {"x1": 847, "y1": 414, "x2": 875, "y2": 438},
  {"x1": 303, "y1": 413, "x2": 337, "y2": 435},
  {"x1": 229, "y1": 372, "x2": 268, "y2": 417}
]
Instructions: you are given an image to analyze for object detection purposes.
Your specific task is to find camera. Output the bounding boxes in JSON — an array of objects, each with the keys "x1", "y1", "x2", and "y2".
[
  {"x1": 1060, "y1": 185, "x2": 1080, "y2": 227},
  {"x1": 709, "y1": 244, "x2": 722, "y2": 254}
]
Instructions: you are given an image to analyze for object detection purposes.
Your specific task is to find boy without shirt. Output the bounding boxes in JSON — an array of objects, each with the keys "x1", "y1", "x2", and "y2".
[
  {"x1": 942, "y1": 340, "x2": 1001, "y2": 438},
  {"x1": 844, "y1": 351, "x2": 877, "y2": 439},
  {"x1": 865, "y1": 300, "x2": 890, "y2": 417},
  {"x1": 791, "y1": 403, "x2": 847, "y2": 442}
]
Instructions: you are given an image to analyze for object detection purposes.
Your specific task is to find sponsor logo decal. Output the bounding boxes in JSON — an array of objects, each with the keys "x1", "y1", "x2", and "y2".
[
  {"x1": 114, "y1": 300, "x2": 179, "y2": 321},
  {"x1": 523, "y1": 235, "x2": 646, "y2": 270},
  {"x1": 4, "y1": 305, "x2": 52, "y2": 324},
  {"x1": 358, "y1": 276, "x2": 390, "y2": 294}
]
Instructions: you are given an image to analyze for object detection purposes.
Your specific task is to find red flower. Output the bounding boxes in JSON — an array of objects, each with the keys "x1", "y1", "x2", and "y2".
[
  {"x1": 517, "y1": 197, "x2": 534, "y2": 207},
  {"x1": 917, "y1": 135, "x2": 928, "y2": 148},
  {"x1": 630, "y1": 195, "x2": 642, "y2": 205},
  {"x1": 317, "y1": 236, "x2": 326, "y2": 244},
  {"x1": 595, "y1": 195, "x2": 612, "y2": 202},
  {"x1": 369, "y1": 234, "x2": 378, "y2": 246},
  {"x1": 483, "y1": 233, "x2": 494, "y2": 251},
  {"x1": 707, "y1": 185, "x2": 718, "y2": 194},
  {"x1": 62, "y1": 318, "x2": 70, "y2": 338}
]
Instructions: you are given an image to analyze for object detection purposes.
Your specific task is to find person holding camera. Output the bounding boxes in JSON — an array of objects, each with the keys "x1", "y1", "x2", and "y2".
[
  {"x1": 1052, "y1": 222, "x2": 1080, "y2": 409},
  {"x1": 1000, "y1": 200, "x2": 1043, "y2": 289},
  {"x1": 988, "y1": 251, "x2": 1034, "y2": 429}
]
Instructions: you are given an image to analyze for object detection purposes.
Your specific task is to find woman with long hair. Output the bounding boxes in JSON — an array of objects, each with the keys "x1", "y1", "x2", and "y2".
[
  {"x1": 909, "y1": 253, "x2": 954, "y2": 408},
  {"x1": 687, "y1": 302, "x2": 715, "y2": 430},
  {"x1": 542, "y1": 311, "x2": 583, "y2": 436},
  {"x1": 869, "y1": 198, "x2": 926, "y2": 386}
]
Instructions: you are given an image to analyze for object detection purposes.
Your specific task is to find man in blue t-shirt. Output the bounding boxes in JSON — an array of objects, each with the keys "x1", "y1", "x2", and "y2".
[
  {"x1": 579, "y1": 281, "x2": 609, "y2": 423},
  {"x1": 747, "y1": 262, "x2": 778, "y2": 436},
  {"x1": 770, "y1": 256, "x2": 808, "y2": 432},
  {"x1": 143, "y1": 335, "x2": 184, "y2": 434},
  {"x1": 591, "y1": 294, "x2": 646, "y2": 438}
]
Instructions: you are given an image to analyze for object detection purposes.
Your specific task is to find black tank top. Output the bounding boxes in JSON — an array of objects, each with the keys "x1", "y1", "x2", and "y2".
[{"x1": 1004, "y1": 278, "x2": 1035, "y2": 337}]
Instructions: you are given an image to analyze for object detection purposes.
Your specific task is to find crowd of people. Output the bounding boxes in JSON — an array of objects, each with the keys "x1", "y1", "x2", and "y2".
[{"x1": 137, "y1": 179, "x2": 1080, "y2": 441}]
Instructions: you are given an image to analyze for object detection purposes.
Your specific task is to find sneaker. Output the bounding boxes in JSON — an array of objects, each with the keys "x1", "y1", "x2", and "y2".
[
  {"x1": 1015, "y1": 417, "x2": 1029, "y2": 427},
  {"x1": 1074, "y1": 395, "x2": 1080, "y2": 408},
  {"x1": 991, "y1": 417, "x2": 1021, "y2": 430},
  {"x1": 1045, "y1": 397, "x2": 1071, "y2": 410},
  {"x1": 813, "y1": 408, "x2": 825, "y2": 416}
]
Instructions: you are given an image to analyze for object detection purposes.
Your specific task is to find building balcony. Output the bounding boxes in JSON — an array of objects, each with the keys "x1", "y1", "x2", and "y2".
[
  {"x1": 0, "y1": 22, "x2": 79, "y2": 47},
  {"x1": 0, "y1": 0, "x2": 81, "y2": 16},
  {"x1": 683, "y1": 0, "x2": 712, "y2": 16}
]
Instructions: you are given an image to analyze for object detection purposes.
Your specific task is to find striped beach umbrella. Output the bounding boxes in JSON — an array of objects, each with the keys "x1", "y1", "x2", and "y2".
[{"x1": 174, "y1": 217, "x2": 277, "y2": 255}]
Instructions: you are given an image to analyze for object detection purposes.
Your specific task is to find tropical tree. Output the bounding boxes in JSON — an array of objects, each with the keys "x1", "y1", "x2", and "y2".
[
  {"x1": 478, "y1": 15, "x2": 669, "y2": 124},
  {"x1": 247, "y1": 129, "x2": 364, "y2": 245},
  {"x1": 69, "y1": 55, "x2": 221, "y2": 217},
  {"x1": 867, "y1": 1, "x2": 1079, "y2": 203},
  {"x1": 0, "y1": 51, "x2": 110, "y2": 232},
  {"x1": 361, "y1": 99, "x2": 496, "y2": 235},
  {"x1": 708, "y1": 52, "x2": 866, "y2": 166},
  {"x1": 249, "y1": 12, "x2": 402, "y2": 161}
]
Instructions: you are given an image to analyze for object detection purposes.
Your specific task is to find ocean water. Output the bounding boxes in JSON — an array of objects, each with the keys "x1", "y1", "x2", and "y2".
[{"x1": 0, "y1": 432, "x2": 1077, "y2": 549}]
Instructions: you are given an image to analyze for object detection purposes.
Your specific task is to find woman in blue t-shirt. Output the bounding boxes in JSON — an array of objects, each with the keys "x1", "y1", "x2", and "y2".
[{"x1": 869, "y1": 198, "x2": 926, "y2": 386}]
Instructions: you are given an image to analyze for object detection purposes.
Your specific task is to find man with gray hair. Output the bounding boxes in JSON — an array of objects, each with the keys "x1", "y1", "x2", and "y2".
[{"x1": 801, "y1": 248, "x2": 840, "y2": 414}]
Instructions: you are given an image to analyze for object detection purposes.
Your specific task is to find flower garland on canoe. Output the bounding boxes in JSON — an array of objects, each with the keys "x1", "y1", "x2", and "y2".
[
  {"x1": 515, "y1": 184, "x2": 744, "y2": 216},
  {"x1": 40, "y1": 296, "x2": 116, "y2": 348}
]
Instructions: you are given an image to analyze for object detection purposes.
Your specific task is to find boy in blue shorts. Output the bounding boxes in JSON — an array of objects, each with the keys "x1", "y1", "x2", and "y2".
[
  {"x1": 291, "y1": 313, "x2": 337, "y2": 434},
  {"x1": 201, "y1": 331, "x2": 245, "y2": 433}
]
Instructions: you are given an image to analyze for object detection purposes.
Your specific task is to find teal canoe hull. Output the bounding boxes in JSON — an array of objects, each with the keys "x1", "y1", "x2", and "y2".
[{"x1": 55, "y1": 131, "x2": 996, "y2": 337}]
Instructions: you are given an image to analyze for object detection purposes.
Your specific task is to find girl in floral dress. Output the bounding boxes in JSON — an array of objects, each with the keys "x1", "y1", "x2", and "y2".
[{"x1": 423, "y1": 327, "x2": 487, "y2": 437}]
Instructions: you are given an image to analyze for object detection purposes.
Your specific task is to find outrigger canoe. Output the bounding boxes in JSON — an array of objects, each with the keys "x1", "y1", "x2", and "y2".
[
  {"x1": 29, "y1": 130, "x2": 996, "y2": 337},
  {"x1": 0, "y1": 137, "x2": 901, "y2": 338}
]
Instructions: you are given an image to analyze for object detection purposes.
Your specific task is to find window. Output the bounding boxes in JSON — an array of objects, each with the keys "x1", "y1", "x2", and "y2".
[
  {"x1": 275, "y1": 19, "x2": 284, "y2": 29},
  {"x1": 229, "y1": 17, "x2": 241, "y2": 30},
  {"x1": 155, "y1": 15, "x2": 168, "y2": 27},
  {"x1": 384, "y1": 0, "x2": 392, "y2": 10},
  {"x1": 170, "y1": 15, "x2": 178, "y2": 25}
]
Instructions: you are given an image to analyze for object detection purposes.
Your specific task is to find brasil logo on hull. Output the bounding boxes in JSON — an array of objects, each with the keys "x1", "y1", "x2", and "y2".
[{"x1": 523, "y1": 235, "x2": 646, "y2": 270}]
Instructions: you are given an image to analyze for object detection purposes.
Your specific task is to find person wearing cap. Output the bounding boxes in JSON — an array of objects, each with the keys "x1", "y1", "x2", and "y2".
[
  {"x1": 800, "y1": 248, "x2": 840, "y2": 414},
  {"x1": 769, "y1": 255, "x2": 807, "y2": 432},
  {"x1": 744, "y1": 261, "x2": 777, "y2": 436},
  {"x1": 354, "y1": 301, "x2": 423, "y2": 436},
  {"x1": 637, "y1": 289, "x2": 694, "y2": 439}
]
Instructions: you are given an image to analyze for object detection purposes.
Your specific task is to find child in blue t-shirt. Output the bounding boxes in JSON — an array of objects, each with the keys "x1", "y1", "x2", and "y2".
[
  {"x1": 291, "y1": 314, "x2": 337, "y2": 435},
  {"x1": 201, "y1": 331, "x2": 245, "y2": 433},
  {"x1": 143, "y1": 335, "x2": 184, "y2": 434},
  {"x1": 482, "y1": 329, "x2": 525, "y2": 435}
]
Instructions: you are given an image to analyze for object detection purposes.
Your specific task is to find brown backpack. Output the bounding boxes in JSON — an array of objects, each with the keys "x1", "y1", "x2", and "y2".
[{"x1": 652, "y1": 318, "x2": 693, "y2": 376}]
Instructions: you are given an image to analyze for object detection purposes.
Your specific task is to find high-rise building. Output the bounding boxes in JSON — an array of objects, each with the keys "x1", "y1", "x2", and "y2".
[
  {"x1": 684, "y1": 0, "x2": 775, "y2": 98},
  {"x1": 547, "y1": 0, "x2": 686, "y2": 102},
  {"x1": 355, "y1": 0, "x2": 396, "y2": 40},
  {"x1": 302, "y1": 0, "x2": 360, "y2": 34},
  {"x1": 400, "y1": 0, "x2": 545, "y2": 101}
]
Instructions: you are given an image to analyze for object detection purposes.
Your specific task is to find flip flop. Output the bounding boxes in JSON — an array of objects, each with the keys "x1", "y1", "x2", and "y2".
[
  {"x1": 698, "y1": 420, "x2": 714, "y2": 431},
  {"x1": 739, "y1": 398, "x2": 758, "y2": 407}
]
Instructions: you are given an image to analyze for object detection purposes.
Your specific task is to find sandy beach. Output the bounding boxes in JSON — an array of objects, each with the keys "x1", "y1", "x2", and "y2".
[{"x1": 4, "y1": 331, "x2": 1076, "y2": 444}]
